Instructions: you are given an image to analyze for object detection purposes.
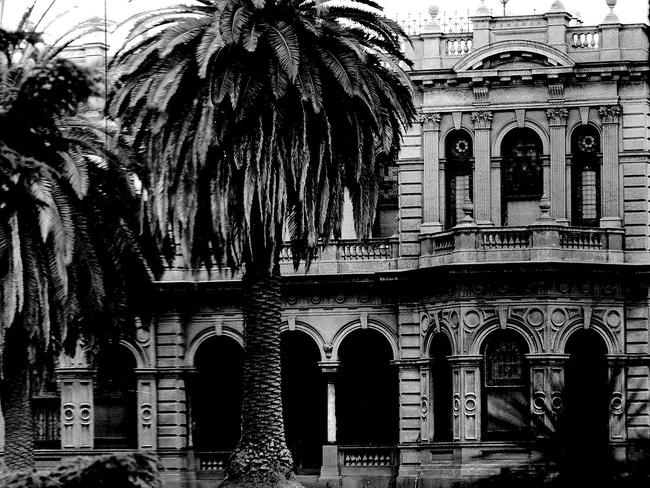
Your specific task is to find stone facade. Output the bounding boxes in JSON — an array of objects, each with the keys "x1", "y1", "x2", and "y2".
[{"x1": 33, "y1": 2, "x2": 650, "y2": 488}]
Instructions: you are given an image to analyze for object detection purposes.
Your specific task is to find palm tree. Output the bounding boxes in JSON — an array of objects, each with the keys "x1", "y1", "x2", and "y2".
[
  {"x1": 0, "y1": 24, "x2": 161, "y2": 470},
  {"x1": 110, "y1": 0, "x2": 415, "y2": 486}
]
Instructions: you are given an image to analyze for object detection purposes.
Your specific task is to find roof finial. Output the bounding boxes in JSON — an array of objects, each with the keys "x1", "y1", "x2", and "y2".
[
  {"x1": 424, "y1": 4, "x2": 442, "y2": 33},
  {"x1": 603, "y1": 0, "x2": 619, "y2": 24},
  {"x1": 548, "y1": 0, "x2": 567, "y2": 13},
  {"x1": 475, "y1": 0, "x2": 490, "y2": 16}
]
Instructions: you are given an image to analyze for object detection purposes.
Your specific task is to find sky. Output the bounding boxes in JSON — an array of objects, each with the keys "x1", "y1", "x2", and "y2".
[{"x1": 0, "y1": 0, "x2": 647, "y2": 40}]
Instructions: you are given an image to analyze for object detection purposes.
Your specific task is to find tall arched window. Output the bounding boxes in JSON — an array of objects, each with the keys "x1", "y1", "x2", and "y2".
[
  {"x1": 445, "y1": 130, "x2": 473, "y2": 228},
  {"x1": 482, "y1": 330, "x2": 530, "y2": 440},
  {"x1": 430, "y1": 333, "x2": 452, "y2": 442},
  {"x1": 94, "y1": 346, "x2": 137, "y2": 448},
  {"x1": 501, "y1": 128, "x2": 544, "y2": 226},
  {"x1": 571, "y1": 125, "x2": 601, "y2": 226}
]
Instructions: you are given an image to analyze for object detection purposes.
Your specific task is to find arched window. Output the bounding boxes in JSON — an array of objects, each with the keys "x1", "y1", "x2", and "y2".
[
  {"x1": 482, "y1": 330, "x2": 530, "y2": 440},
  {"x1": 191, "y1": 336, "x2": 243, "y2": 452},
  {"x1": 501, "y1": 128, "x2": 544, "y2": 226},
  {"x1": 445, "y1": 130, "x2": 473, "y2": 228},
  {"x1": 338, "y1": 329, "x2": 398, "y2": 445},
  {"x1": 94, "y1": 346, "x2": 137, "y2": 449},
  {"x1": 281, "y1": 331, "x2": 326, "y2": 473},
  {"x1": 571, "y1": 125, "x2": 601, "y2": 226},
  {"x1": 430, "y1": 333, "x2": 452, "y2": 442}
]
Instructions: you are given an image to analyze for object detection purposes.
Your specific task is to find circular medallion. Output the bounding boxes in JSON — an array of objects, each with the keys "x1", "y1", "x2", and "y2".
[
  {"x1": 287, "y1": 296, "x2": 298, "y2": 305},
  {"x1": 610, "y1": 394, "x2": 624, "y2": 415},
  {"x1": 551, "y1": 308, "x2": 567, "y2": 327},
  {"x1": 551, "y1": 394, "x2": 563, "y2": 413},
  {"x1": 526, "y1": 308, "x2": 545, "y2": 328},
  {"x1": 311, "y1": 296, "x2": 321, "y2": 305},
  {"x1": 63, "y1": 406, "x2": 74, "y2": 422},
  {"x1": 463, "y1": 310, "x2": 481, "y2": 329},
  {"x1": 464, "y1": 397, "x2": 476, "y2": 412},
  {"x1": 335, "y1": 295, "x2": 345, "y2": 304},
  {"x1": 605, "y1": 310, "x2": 622, "y2": 329},
  {"x1": 136, "y1": 327, "x2": 150, "y2": 344}
]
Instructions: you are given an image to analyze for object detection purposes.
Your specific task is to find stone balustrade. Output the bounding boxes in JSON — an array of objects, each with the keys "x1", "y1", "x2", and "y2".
[
  {"x1": 420, "y1": 224, "x2": 624, "y2": 267},
  {"x1": 339, "y1": 446, "x2": 396, "y2": 468},
  {"x1": 195, "y1": 451, "x2": 230, "y2": 471}
]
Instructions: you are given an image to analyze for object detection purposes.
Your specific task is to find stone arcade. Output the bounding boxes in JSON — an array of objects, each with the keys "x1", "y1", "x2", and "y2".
[{"x1": 32, "y1": 2, "x2": 650, "y2": 487}]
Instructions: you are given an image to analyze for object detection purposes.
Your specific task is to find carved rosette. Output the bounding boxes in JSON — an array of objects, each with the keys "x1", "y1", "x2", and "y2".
[
  {"x1": 418, "y1": 112, "x2": 442, "y2": 131},
  {"x1": 546, "y1": 107, "x2": 568, "y2": 126},
  {"x1": 598, "y1": 105, "x2": 622, "y2": 124},
  {"x1": 471, "y1": 111, "x2": 493, "y2": 130}
]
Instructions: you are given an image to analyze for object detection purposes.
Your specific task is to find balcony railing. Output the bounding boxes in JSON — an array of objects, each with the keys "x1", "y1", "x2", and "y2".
[{"x1": 420, "y1": 223, "x2": 624, "y2": 266}]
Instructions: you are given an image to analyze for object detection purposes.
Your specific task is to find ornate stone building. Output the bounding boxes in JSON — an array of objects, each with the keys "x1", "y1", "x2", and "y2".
[{"x1": 32, "y1": 1, "x2": 650, "y2": 487}]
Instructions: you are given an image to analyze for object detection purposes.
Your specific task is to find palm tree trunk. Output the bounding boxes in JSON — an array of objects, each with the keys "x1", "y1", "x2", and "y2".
[
  {"x1": 3, "y1": 349, "x2": 34, "y2": 471},
  {"x1": 222, "y1": 262, "x2": 298, "y2": 488}
]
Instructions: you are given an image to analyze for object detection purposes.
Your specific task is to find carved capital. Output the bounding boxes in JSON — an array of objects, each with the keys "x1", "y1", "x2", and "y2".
[
  {"x1": 545, "y1": 108, "x2": 568, "y2": 126},
  {"x1": 471, "y1": 111, "x2": 493, "y2": 129},
  {"x1": 598, "y1": 105, "x2": 622, "y2": 123},
  {"x1": 418, "y1": 112, "x2": 442, "y2": 131}
]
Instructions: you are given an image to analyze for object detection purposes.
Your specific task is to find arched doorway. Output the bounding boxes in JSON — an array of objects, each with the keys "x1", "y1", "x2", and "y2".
[
  {"x1": 563, "y1": 329, "x2": 609, "y2": 463},
  {"x1": 501, "y1": 128, "x2": 544, "y2": 226},
  {"x1": 281, "y1": 330, "x2": 326, "y2": 473},
  {"x1": 191, "y1": 335, "x2": 243, "y2": 451},
  {"x1": 430, "y1": 333, "x2": 452, "y2": 441},
  {"x1": 337, "y1": 329, "x2": 398, "y2": 445},
  {"x1": 482, "y1": 329, "x2": 530, "y2": 440},
  {"x1": 94, "y1": 345, "x2": 138, "y2": 448}
]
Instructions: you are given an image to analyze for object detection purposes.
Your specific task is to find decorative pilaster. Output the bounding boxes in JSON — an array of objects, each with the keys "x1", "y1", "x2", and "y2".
[
  {"x1": 418, "y1": 360, "x2": 431, "y2": 442},
  {"x1": 420, "y1": 113, "x2": 443, "y2": 234},
  {"x1": 598, "y1": 105, "x2": 622, "y2": 228},
  {"x1": 546, "y1": 108, "x2": 569, "y2": 224},
  {"x1": 450, "y1": 356, "x2": 482, "y2": 442},
  {"x1": 136, "y1": 369, "x2": 158, "y2": 450},
  {"x1": 471, "y1": 112, "x2": 493, "y2": 226},
  {"x1": 58, "y1": 345, "x2": 94, "y2": 449},
  {"x1": 607, "y1": 356, "x2": 627, "y2": 443},
  {"x1": 58, "y1": 370, "x2": 95, "y2": 449},
  {"x1": 527, "y1": 354, "x2": 569, "y2": 436}
]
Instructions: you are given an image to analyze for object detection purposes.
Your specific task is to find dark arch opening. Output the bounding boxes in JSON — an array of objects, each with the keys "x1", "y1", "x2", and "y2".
[
  {"x1": 481, "y1": 329, "x2": 530, "y2": 440},
  {"x1": 571, "y1": 125, "x2": 601, "y2": 227},
  {"x1": 191, "y1": 335, "x2": 243, "y2": 451},
  {"x1": 430, "y1": 332, "x2": 452, "y2": 441},
  {"x1": 501, "y1": 128, "x2": 544, "y2": 226},
  {"x1": 281, "y1": 330, "x2": 326, "y2": 473},
  {"x1": 94, "y1": 345, "x2": 138, "y2": 449},
  {"x1": 445, "y1": 129, "x2": 474, "y2": 229},
  {"x1": 337, "y1": 329, "x2": 398, "y2": 445},
  {"x1": 562, "y1": 329, "x2": 609, "y2": 463}
]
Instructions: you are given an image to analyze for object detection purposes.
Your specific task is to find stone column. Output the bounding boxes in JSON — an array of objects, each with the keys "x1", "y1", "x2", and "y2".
[
  {"x1": 599, "y1": 106, "x2": 622, "y2": 228},
  {"x1": 420, "y1": 113, "x2": 443, "y2": 234},
  {"x1": 58, "y1": 369, "x2": 95, "y2": 449},
  {"x1": 607, "y1": 356, "x2": 627, "y2": 444},
  {"x1": 136, "y1": 369, "x2": 158, "y2": 450},
  {"x1": 319, "y1": 362, "x2": 340, "y2": 482},
  {"x1": 471, "y1": 112, "x2": 493, "y2": 226},
  {"x1": 449, "y1": 356, "x2": 482, "y2": 443},
  {"x1": 527, "y1": 354, "x2": 569, "y2": 437},
  {"x1": 546, "y1": 108, "x2": 569, "y2": 224}
]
